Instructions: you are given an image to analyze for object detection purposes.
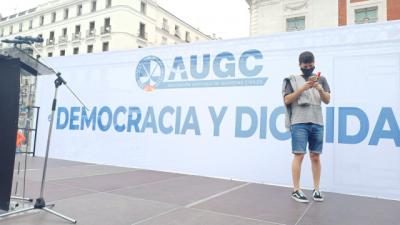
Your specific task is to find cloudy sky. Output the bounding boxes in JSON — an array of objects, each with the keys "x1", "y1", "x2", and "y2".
[{"x1": 0, "y1": 0, "x2": 250, "y2": 39}]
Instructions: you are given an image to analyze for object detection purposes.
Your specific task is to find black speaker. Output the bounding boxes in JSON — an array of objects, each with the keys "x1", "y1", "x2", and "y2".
[{"x1": 0, "y1": 57, "x2": 20, "y2": 211}]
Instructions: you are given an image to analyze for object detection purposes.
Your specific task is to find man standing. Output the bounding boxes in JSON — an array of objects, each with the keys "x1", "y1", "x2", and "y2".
[{"x1": 283, "y1": 51, "x2": 331, "y2": 203}]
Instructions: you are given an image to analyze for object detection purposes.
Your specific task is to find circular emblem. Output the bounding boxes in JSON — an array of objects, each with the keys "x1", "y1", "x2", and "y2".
[{"x1": 135, "y1": 56, "x2": 165, "y2": 91}]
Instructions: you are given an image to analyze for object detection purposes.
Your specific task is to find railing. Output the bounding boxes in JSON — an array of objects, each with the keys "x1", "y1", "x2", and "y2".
[
  {"x1": 101, "y1": 26, "x2": 111, "y2": 35},
  {"x1": 138, "y1": 31, "x2": 148, "y2": 40},
  {"x1": 46, "y1": 38, "x2": 55, "y2": 46},
  {"x1": 72, "y1": 32, "x2": 81, "y2": 41},
  {"x1": 58, "y1": 36, "x2": 68, "y2": 44},
  {"x1": 86, "y1": 29, "x2": 96, "y2": 38}
]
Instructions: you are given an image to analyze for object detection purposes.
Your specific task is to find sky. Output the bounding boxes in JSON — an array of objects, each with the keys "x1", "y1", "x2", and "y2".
[{"x1": 0, "y1": 0, "x2": 250, "y2": 39}]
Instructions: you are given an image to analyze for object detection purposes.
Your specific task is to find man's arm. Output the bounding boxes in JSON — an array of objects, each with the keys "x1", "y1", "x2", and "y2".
[
  {"x1": 313, "y1": 83, "x2": 330, "y2": 104},
  {"x1": 284, "y1": 81, "x2": 314, "y2": 105}
]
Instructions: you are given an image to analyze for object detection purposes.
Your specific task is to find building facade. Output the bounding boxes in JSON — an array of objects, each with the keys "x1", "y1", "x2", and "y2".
[
  {"x1": 0, "y1": 0, "x2": 212, "y2": 57},
  {"x1": 246, "y1": 0, "x2": 400, "y2": 36}
]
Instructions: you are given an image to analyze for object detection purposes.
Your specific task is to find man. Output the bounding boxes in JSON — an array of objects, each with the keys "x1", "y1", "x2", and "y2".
[{"x1": 282, "y1": 51, "x2": 331, "y2": 203}]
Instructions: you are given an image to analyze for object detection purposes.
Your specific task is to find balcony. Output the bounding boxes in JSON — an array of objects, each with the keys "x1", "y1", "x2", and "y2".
[
  {"x1": 175, "y1": 32, "x2": 181, "y2": 39},
  {"x1": 34, "y1": 42, "x2": 43, "y2": 48},
  {"x1": 86, "y1": 29, "x2": 96, "y2": 39},
  {"x1": 100, "y1": 26, "x2": 111, "y2": 35},
  {"x1": 162, "y1": 25, "x2": 170, "y2": 33},
  {"x1": 72, "y1": 32, "x2": 81, "y2": 42},
  {"x1": 58, "y1": 36, "x2": 68, "y2": 45},
  {"x1": 138, "y1": 31, "x2": 148, "y2": 40},
  {"x1": 46, "y1": 38, "x2": 55, "y2": 46}
]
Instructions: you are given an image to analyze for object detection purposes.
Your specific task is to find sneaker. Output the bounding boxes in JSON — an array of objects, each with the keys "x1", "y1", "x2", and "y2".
[
  {"x1": 313, "y1": 190, "x2": 324, "y2": 202},
  {"x1": 291, "y1": 190, "x2": 309, "y2": 203}
]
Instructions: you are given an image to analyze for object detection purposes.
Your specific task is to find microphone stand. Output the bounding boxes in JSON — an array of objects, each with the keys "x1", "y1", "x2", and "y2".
[{"x1": 0, "y1": 39, "x2": 89, "y2": 224}]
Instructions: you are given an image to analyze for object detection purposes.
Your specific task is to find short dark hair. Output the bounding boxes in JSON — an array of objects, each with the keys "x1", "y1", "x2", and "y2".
[{"x1": 299, "y1": 51, "x2": 314, "y2": 64}]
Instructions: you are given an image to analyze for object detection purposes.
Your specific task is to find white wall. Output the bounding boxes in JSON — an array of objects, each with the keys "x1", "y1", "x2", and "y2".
[{"x1": 35, "y1": 21, "x2": 400, "y2": 200}]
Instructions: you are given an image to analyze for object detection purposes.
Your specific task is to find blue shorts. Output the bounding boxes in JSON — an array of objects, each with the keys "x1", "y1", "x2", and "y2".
[{"x1": 291, "y1": 123, "x2": 324, "y2": 154}]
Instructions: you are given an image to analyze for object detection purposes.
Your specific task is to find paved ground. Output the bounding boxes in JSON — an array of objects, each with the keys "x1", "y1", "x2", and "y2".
[{"x1": 1, "y1": 156, "x2": 399, "y2": 225}]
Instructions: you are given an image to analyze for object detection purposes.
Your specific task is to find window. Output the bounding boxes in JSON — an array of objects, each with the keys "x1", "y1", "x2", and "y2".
[
  {"x1": 105, "y1": 18, "x2": 111, "y2": 27},
  {"x1": 161, "y1": 36, "x2": 167, "y2": 45},
  {"x1": 48, "y1": 52, "x2": 53, "y2": 57},
  {"x1": 60, "y1": 50, "x2": 66, "y2": 56},
  {"x1": 51, "y1": 12, "x2": 56, "y2": 23},
  {"x1": 0, "y1": 28, "x2": 3, "y2": 37},
  {"x1": 19, "y1": 23, "x2": 23, "y2": 32},
  {"x1": 175, "y1": 25, "x2": 181, "y2": 38},
  {"x1": 286, "y1": 16, "x2": 305, "y2": 31},
  {"x1": 89, "y1": 21, "x2": 95, "y2": 30},
  {"x1": 102, "y1": 42, "x2": 109, "y2": 51},
  {"x1": 62, "y1": 28, "x2": 67, "y2": 37},
  {"x1": 87, "y1": 45, "x2": 93, "y2": 53},
  {"x1": 355, "y1": 7, "x2": 378, "y2": 24},
  {"x1": 40, "y1": 15, "x2": 44, "y2": 26},
  {"x1": 91, "y1": 1, "x2": 97, "y2": 12},
  {"x1": 106, "y1": 0, "x2": 112, "y2": 8},
  {"x1": 50, "y1": 31, "x2": 55, "y2": 39},
  {"x1": 9, "y1": 26, "x2": 13, "y2": 35},
  {"x1": 73, "y1": 47, "x2": 79, "y2": 54},
  {"x1": 102, "y1": 18, "x2": 111, "y2": 34},
  {"x1": 77, "y1": 4, "x2": 82, "y2": 16},
  {"x1": 139, "y1": 22, "x2": 146, "y2": 39},
  {"x1": 140, "y1": 1, "x2": 147, "y2": 14},
  {"x1": 89, "y1": 21, "x2": 96, "y2": 36},
  {"x1": 185, "y1": 31, "x2": 191, "y2": 42},
  {"x1": 64, "y1": 8, "x2": 69, "y2": 19},
  {"x1": 162, "y1": 18, "x2": 169, "y2": 32},
  {"x1": 29, "y1": 20, "x2": 33, "y2": 29},
  {"x1": 75, "y1": 25, "x2": 81, "y2": 34}
]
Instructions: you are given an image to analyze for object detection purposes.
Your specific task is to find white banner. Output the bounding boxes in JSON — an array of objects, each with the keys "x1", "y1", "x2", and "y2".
[{"x1": 35, "y1": 21, "x2": 400, "y2": 200}]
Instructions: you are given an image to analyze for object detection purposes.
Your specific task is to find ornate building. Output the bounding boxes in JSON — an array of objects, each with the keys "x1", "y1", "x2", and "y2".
[{"x1": 246, "y1": 0, "x2": 400, "y2": 36}]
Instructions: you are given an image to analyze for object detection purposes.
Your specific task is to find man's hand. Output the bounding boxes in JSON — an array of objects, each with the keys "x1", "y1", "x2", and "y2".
[
  {"x1": 301, "y1": 81, "x2": 315, "y2": 92},
  {"x1": 285, "y1": 81, "x2": 315, "y2": 105},
  {"x1": 313, "y1": 82, "x2": 330, "y2": 104},
  {"x1": 313, "y1": 82, "x2": 323, "y2": 92}
]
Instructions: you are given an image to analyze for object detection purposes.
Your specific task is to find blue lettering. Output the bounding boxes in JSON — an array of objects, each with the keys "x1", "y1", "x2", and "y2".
[
  {"x1": 214, "y1": 52, "x2": 235, "y2": 78},
  {"x1": 141, "y1": 107, "x2": 158, "y2": 133},
  {"x1": 159, "y1": 106, "x2": 175, "y2": 134},
  {"x1": 113, "y1": 106, "x2": 127, "y2": 132},
  {"x1": 209, "y1": 106, "x2": 227, "y2": 136},
  {"x1": 169, "y1": 56, "x2": 188, "y2": 80},
  {"x1": 181, "y1": 106, "x2": 200, "y2": 135},
  {"x1": 270, "y1": 106, "x2": 290, "y2": 141},
  {"x1": 56, "y1": 107, "x2": 69, "y2": 129},
  {"x1": 235, "y1": 107, "x2": 257, "y2": 138},
  {"x1": 81, "y1": 107, "x2": 97, "y2": 130},
  {"x1": 239, "y1": 49, "x2": 263, "y2": 77},
  {"x1": 97, "y1": 106, "x2": 113, "y2": 132},
  {"x1": 127, "y1": 107, "x2": 141, "y2": 132},
  {"x1": 369, "y1": 107, "x2": 400, "y2": 147},
  {"x1": 338, "y1": 107, "x2": 369, "y2": 144},
  {"x1": 190, "y1": 54, "x2": 210, "y2": 79}
]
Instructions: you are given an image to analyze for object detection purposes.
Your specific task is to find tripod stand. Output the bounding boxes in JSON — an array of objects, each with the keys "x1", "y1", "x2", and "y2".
[
  {"x1": 0, "y1": 74, "x2": 77, "y2": 223},
  {"x1": 0, "y1": 40, "x2": 88, "y2": 223}
]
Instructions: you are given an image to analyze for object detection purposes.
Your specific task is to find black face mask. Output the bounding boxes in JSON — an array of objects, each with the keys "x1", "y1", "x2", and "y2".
[{"x1": 301, "y1": 66, "x2": 315, "y2": 77}]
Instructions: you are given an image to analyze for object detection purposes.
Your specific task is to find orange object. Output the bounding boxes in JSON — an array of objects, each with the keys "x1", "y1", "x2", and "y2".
[{"x1": 16, "y1": 131, "x2": 26, "y2": 147}]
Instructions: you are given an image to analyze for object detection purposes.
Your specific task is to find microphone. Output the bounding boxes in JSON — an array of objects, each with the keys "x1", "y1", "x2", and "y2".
[
  {"x1": 1, "y1": 39, "x2": 31, "y2": 45},
  {"x1": 15, "y1": 36, "x2": 44, "y2": 43}
]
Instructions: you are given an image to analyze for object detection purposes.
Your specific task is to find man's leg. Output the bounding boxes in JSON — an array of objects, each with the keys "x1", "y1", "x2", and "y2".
[
  {"x1": 310, "y1": 153, "x2": 321, "y2": 190},
  {"x1": 292, "y1": 153, "x2": 305, "y2": 191}
]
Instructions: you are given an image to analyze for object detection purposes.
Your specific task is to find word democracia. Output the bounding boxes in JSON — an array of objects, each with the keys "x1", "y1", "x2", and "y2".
[{"x1": 56, "y1": 106, "x2": 400, "y2": 147}]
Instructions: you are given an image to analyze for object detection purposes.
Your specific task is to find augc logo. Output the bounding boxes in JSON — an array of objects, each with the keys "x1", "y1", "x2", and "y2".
[
  {"x1": 135, "y1": 49, "x2": 268, "y2": 91},
  {"x1": 135, "y1": 56, "x2": 165, "y2": 92}
]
